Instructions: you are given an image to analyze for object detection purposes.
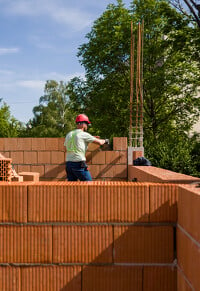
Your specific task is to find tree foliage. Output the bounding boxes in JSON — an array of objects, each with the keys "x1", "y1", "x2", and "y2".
[
  {"x1": 69, "y1": 0, "x2": 200, "y2": 141},
  {"x1": 0, "y1": 99, "x2": 22, "y2": 137},
  {"x1": 24, "y1": 80, "x2": 76, "y2": 137}
]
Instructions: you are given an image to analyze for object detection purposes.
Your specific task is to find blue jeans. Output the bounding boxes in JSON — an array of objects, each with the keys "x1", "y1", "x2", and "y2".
[{"x1": 66, "y1": 161, "x2": 92, "y2": 181}]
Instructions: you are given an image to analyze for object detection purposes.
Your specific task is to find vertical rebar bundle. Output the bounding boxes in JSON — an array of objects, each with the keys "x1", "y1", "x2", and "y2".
[{"x1": 129, "y1": 21, "x2": 144, "y2": 148}]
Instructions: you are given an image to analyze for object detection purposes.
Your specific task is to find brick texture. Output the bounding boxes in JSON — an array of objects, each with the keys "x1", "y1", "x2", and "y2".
[
  {"x1": 113, "y1": 137, "x2": 127, "y2": 150},
  {"x1": 0, "y1": 184, "x2": 27, "y2": 222},
  {"x1": 0, "y1": 267, "x2": 20, "y2": 291},
  {"x1": 114, "y1": 226, "x2": 174, "y2": 263},
  {"x1": 24, "y1": 151, "x2": 37, "y2": 164},
  {"x1": 51, "y1": 151, "x2": 65, "y2": 164},
  {"x1": 31, "y1": 138, "x2": 46, "y2": 150},
  {"x1": 88, "y1": 182, "x2": 149, "y2": 222},
  {"x1": 150, "y1": 184, "x2": 178, "y2": 222},
  {"x1": 177, "y1": 269, "x2": 193, "y2": 291},
  {"x1": 45, "y1": 138, "x2": 59, "y2": 150},
  {"x1": 53, "y1": 225, "x2": 113, "y2": 263},
  {"x1": 177, "y1": 228, "x2": 200, "y2": 291},
  {"x1": 28, "y1": 183, "x2": 88, "y2": 222},
  {"x1": 10, "y1": 151, "x2": 24, "y2": 164},
  {"x1": 178, "y1": 185, "x2": 200, "y2": 242},
  {"x1": 143, "y1": 266, "x2": 177, "y2": 291},
  {"x1": 0, "y1": 225, "x2": 52, "y2": 263},
  {"x1": 21, "y1": 266, "x2": 81, "y2": 291},
  {"x1": 128, "y1": 165, "x2": 200, "y2": 184},
  {"x1": 82, "y1": 266, "x2": 142, "y2": 291},
  {"x1": 38, "y1": 151, "x2": 51, "y2": 164}
]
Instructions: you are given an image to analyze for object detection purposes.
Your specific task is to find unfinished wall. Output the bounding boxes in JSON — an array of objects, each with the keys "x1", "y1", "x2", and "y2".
[
  {"x1": 0, "y1": 181, "x2": 177, "y2": 290},
  {"x1": 177, "y1": 184, "x2": 200, "y2": 291},
  {"x1": 0, "y1": 137, "x2": 127, "y2": 181}
]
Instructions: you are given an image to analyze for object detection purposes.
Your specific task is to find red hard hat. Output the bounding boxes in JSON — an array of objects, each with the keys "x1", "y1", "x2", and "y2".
[{"x1": 75, "y1": 114, "x2": 91, "y2": 124}]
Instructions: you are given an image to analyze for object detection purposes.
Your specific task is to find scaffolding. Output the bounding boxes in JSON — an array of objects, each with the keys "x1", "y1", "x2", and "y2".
[{"x1": 128, "y1": 21, "x2": 144, "y2": 165}]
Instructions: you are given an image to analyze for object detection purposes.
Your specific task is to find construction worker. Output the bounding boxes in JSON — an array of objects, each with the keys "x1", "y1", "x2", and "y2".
[{"x1": 64, "y1": 114, "x2": 106, "y2": 181}]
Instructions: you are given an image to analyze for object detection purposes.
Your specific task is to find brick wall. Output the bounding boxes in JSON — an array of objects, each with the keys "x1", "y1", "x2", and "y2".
[
  {"x1": 0, "y1": 137, "x2": 127, "y2": 181},
  {"x1": 177, "y1": 184, "x2": 200, "y2": 291},
  {"x1": 0, "y1": 181, "x2": 177, "y2": 290}
]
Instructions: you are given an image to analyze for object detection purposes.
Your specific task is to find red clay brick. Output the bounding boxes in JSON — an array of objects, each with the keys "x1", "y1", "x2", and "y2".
[
  {"x1": 178, "y1": 185, "x2": 200, "y2": 243},
  {"x1": 86, "y1": 152, "x2": 92, "y2": 164},
  {"x1": 45, "y1": 138, "x2": 59, "y2": 150},
  {"x1": 16, "y1": 138, "x2": 32, "y2": 150},
  {"x1": 4, "y1": 138, "x2": 18, "y2": 151},
  {"x1": 150, "y1": 184, "x2": 178, "y2": 222},
  {"x1": 0, "y1": 139, "x2": 5, "y2": 151},
  {"x1": 0, "y1": 267, "x2": 20, "y2": 291},
  {"x1": 88, "y1": 182, "x2": 149, "y2": 222},
  {"x1": 0, "y1": 225, "x2": 52, "y2": 263},
  {"x1": 44, "y1": 165, "x2": 59, "y2": 178},
  {"x1": 82, "y1": 266, "x2": 142, "y2": 291},
  {"x1": 21, "y1": 266, "x2": 81, "y2": 291},
  {"x1": 38, "y1": 151, "x2": 51, "y2": 164},
  {"x1": 19, "y1": 172, "x2": 40, "y2": 182},
  {"x1": 23, "y1": 151, "x2": 37, "y2": 164},
  {"x1": 31, "y1": 165, "x2": 45, "y2": 177},
  {"x1": 143, "y1": 266, "x2": 177, "y2": 291},
  {"x1": 113, "y1": 137, "x2": 127, "y2": 150},
  {"x1": 0, "y1": 151, "x2": 10, "y2": 158},
  {"x1": 177, "y1": 228, "x2": 200, "y2": 291},
  {"x1": 31, "y1": 138, "x2": 46, "y2": 150},
  {"x1": 56, "y1": 164, "x2": 66, "y2": 179},
  {"x1": 51, "y1": 151, "x2": 65, "y2": 164},
  {"x1": 105, "y1": 151, "x2": 120, "y2": 164},
  {"x1": 177, "y1": 269, "x2": 193, "y2": 291},
  {"x1": 113, "y1": 165, "x2": 127, "y2": 178},
  {"x1": 114, "y1": 225, "x2": 174, "y2": 263},
  {"x1": 28, "y1": 183, "x2": 88, "y2": 222},
  {"x1": 128, "y1": 166, "x2": 200, "y2": 183},
  {"x1": 92, "y1": 151, "x2": 106, "y2": 164},
  {"x1": 53, "y1": 225, "x2": 113, "y2": 263},
  {"x1": 0, "y1": 184, "x2": 27, "y2": 222},
  {"x1": 58, "y1": 138, "x2": 66, "y2": 151},
  {"x1": 10, "y1": 151, "x2": 24, "y2": 164},
  {"x1": 17, "y1": 165, "x2": 31, "y2": 172},
  {"x1": 88, "y1": 165, "x2": 101, "y2": 179},
  {"x1": 87, "y1": 143, "x2": 100, "y2": 151},
  {"x1": 118, "y1": 151, "x2": 127, "y2": 164},
  {"x1": 99, "y1": 164, "x2": 114, "y2": 178}
]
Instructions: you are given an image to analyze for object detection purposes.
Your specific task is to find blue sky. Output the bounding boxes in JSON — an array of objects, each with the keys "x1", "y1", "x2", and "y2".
[{"x1": 0, "y1": 0, "x2": 131, "y2": 123}]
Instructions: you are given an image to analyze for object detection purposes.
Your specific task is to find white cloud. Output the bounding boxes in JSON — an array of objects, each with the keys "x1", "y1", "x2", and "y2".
[
  {"x1": 44, "y1": 71, "x2": 85, "y2": 82},
  {"x1": 17, "y1": 80, "x2": 45, "y2": 90},
  {"x1": 0, "y1": 69, "x2": 14, "y2": 75},
  {"x1": 0, "y1": 47, "x2": 19, "y2": 55},
  {"x1": 3, "y1": 0, "x2": 93, "y2": 30}
]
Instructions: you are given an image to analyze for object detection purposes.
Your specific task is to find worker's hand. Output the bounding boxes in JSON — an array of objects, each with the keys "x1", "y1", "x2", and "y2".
[{"x1": 94, "y1": 136, "x2": 100, "y2": 139}]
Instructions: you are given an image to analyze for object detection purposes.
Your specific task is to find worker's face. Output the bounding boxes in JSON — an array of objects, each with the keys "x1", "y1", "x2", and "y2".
[{"x1": 83, "y1": 122, "x2": 88, "y2": 131}]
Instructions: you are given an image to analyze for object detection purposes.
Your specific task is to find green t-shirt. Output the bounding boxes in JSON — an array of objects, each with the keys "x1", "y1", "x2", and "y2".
[{"x1": 64, "y1": 129, "x2": 96, "y2": 162}]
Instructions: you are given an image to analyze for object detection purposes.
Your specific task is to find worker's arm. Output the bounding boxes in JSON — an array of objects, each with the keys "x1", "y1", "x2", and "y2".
[{"x1": 93, "y1": 138, "x2": 106, "y2": 146}]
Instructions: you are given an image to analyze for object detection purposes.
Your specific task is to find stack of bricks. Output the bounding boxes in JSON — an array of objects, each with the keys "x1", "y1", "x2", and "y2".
[
  {"x1": 0, "y1": 181, "x2": 177, "y2": 290},
  {"x1": 177, "y1": 184, "x2": 200, "y2": 291},
  {"x1": 0, "y1": 137, "x2": 128, "y2": 181},
  {"x1": 0, "y1": 157, "x2": 12, "y2": 182},
  {"x1": 128, "y1": 165, "x2": 200, "y2": 184}
]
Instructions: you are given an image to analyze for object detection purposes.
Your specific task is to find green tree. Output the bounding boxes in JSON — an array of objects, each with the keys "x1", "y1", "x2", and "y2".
[
  {"x1": 0, "y1": 99, "x2": 22, "y2": 137},
  {"x1": 25, "y1": 80, "x2": 76, "y2": 137},
  {"x1": 72, "y1": 0, "x2": 200, "y2": 141}
]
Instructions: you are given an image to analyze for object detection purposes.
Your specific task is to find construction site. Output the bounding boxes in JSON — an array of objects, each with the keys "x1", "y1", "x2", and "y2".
[{"x1": 0, "y1": 23, "x2": 200, "y2": 291}]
